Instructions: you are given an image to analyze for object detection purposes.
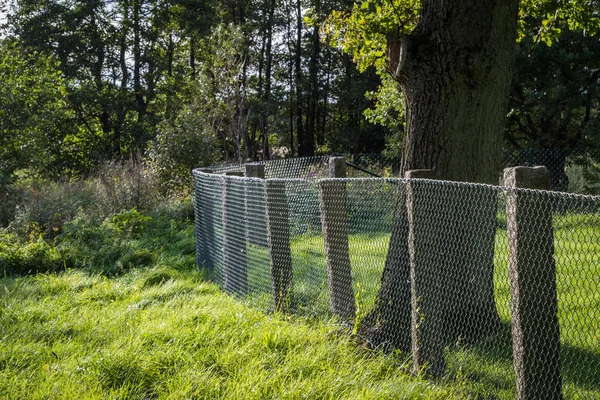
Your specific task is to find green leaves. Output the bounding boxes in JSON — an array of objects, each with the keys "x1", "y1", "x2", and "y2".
[
  {"x1": 325, "y1": 0, "x2": 420, "y2": 74},
  {"x1": 0, "y1": 39, "x2": 74, "y2": 184},
  {"x1": 520, "y1": 0, "x2": 600, "y2": 45}
]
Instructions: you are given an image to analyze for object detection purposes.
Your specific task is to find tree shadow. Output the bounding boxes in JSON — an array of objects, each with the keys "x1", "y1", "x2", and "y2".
[{"x1": 453, "y1": 321, "x2": 600, "y2": 395}]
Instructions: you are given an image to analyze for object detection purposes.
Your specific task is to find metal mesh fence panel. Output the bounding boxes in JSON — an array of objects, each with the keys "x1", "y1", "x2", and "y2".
[
  {"x1": 503, "y1": 148, "x2": 600, "y2": 194},
  {"x1": 264, "y1": 156, "x2": 329, "y2": 179},
  {"x1": 193, "y1": 156, "x2": 600, "y2": 398}
]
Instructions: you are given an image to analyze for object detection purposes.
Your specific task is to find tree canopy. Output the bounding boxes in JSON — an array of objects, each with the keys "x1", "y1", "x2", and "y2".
[{"x1": 0, "y1": 0, "x2": 598, "y2": 186}]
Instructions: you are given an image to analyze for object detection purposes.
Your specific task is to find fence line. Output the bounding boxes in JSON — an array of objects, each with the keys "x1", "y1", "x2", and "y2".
[{"x1": 193, "y1": 155, "x2": 600, "y2": 399}]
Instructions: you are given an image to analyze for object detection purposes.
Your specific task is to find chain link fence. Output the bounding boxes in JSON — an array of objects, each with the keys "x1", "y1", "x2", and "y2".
[
  {"x1": 503, "y1": 147, "x2": 600, "y2": 194},
  {"x1": 193, "y1": 154, "x2": 600, "y2": 399}
]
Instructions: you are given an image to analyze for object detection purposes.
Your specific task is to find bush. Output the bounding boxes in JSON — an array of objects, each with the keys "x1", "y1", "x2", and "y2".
[
  {"x1": 1, "y1": 169, "x2": 195, "y2": 278},
  {"x1": 6, "y1": 177, "x2": 100, "y2": 238},
  {"x1": 0, "y1": 233, "x2": 64, "y2": 276},
  {"x1": 111, "y1": 209, "x2": 153, "y2": 235},
  {"x1": 94, "y1": 153, "x2": 161, "y2": 214}
]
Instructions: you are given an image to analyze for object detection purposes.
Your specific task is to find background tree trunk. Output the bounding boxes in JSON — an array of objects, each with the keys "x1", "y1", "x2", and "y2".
[
  {"x1": 363, "y1": 0, "x2": 519, "y2": 351},
  {"x1": 295, "y1": 0, "x2": 305, "y2": 156}
]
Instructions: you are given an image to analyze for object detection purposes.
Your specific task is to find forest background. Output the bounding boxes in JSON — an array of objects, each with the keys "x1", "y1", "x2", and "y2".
[{"x1": 1, "y1": 0, "x2": 598, "y2": 195}]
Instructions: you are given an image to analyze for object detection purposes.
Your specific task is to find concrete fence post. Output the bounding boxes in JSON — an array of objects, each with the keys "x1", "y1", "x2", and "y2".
[
  {"x1": 504, "y1": 166, "x2": 562, "y2": 400},
  {"x1": 405, "y1": 169, "x2": 446, "y2": 378},
  {"x1": 246, "y1": 164, "x2": 268, "y2": 247},
  {"x1": 265, "y1": 180, "x2": 293, "y2": 312},
  {"x1": 222, "y1": 173, "x2": 248, "y2": 295},
  {"x1": 318, "y1": 156, "x2": 356, "y2": 322},
  {"x1": 195, "y1": 168, "x2": 215, "y2": 274}
]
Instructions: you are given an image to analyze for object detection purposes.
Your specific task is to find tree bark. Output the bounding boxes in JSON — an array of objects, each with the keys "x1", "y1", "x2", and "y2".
[
  {"x1": 133, "y1": 0, "x2": 146, "y2": 127},
  {"x1": 295, "y1": 0, "x2": 305, "y2": 156},
  {"x1": 305, "y1": 0, "x2": 320, "y2": 157},
  {"x1": 363, "y1": 0, "x2": 519, "y2": 354},
  {"x1": 262, "y1": 0, "x2": 275, "y2": 160}
]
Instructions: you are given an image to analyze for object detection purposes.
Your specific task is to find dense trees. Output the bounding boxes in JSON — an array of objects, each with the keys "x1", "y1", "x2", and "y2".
[
  {"x1": 2, "y1": 0, "x2": 598, "y2": 183},
  {"x1": 0, "y1": 40, "x2": 76, "y2": 183},
  {"x1": 1, "y1": 0, "x2": 393, "y2": 185}
]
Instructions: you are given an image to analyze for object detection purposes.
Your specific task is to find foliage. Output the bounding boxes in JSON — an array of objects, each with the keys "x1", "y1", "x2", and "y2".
[
  {"x1": 111, "y1": 209, "x2": 153, "y2": 235},
  {"x1": 149, "y1": 24, "x2": 250, "y2": 191},
  {"x1": 5, "y1": 177, "x2": 100, "y2": 238},
  {"x1": 95, "y1": 155, "x2": 160, "y2": 214},
  {"x1": 507, "y1": 26, "x2": 600, "y2": 150},
  {"x1": 1, "y1": 156, "x2": 164, "y2": 237},
  {"x1": 325, "y1": 0, "x2": 600, "y2": 156},
  {"x1": 0, "y1": 39, "x2": 75, "y2": 184},
  {"x1": 324, "y1": 1, "x2": 419, "y2": 149},
  {"x1": 0, "y1": 232, "x2": 64, "y2": 276},
  {"x1": 1, "y1": 192, "x2": 194, "y2": 277},
  {"x1": 325, "y1": 0, "x2": 420, "y2": 74},
  {"x1": 520, "y1": 0, "x2": 600, "y2": 45}
]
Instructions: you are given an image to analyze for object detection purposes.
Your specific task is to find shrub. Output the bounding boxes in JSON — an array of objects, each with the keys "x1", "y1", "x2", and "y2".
[
  {"x1": 6, "y1": 178, "x2": 100, "y2": 238},
  {"x1": 111, "y1": 209, "x2": 153, "y2": 235},
  {"x1": 0, "y1": 234, "x2": 64, "y2": 276},
  {"x1": 94, "y1": 153, "x2": 161, "y2": 214}
]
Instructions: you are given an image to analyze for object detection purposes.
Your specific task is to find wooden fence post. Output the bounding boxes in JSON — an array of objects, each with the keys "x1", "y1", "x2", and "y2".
[
  {"x1": 265, "y1": 180, "x2": 293, "y2": 312},
  {"x1": 318, "y1": 156, "x2": 356, "y2": 322},
  {"x1": 405, "y1": 169, "x2": 446, "y2": 378},
  {"x1": 504, "y1": 166, "x2": 562, "y2": 400},
  {"x1": 222, "y1": 172, "x2": 248, "y2": 295}
]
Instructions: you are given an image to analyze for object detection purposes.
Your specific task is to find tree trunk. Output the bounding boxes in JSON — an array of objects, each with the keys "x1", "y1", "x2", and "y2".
[
  {"x1": 190, "y1": 36, "x2": 196, "y2": 80},
  {"x1": 305, "y1": 0, "x2": 319, "y2": 157},
  {"x1": 286, "y1": 0, "x2": 295, "y2": 156},
  {"x1": 295, "y1": 0, "x2": 305, "y2": 156},
  {"x1": 262, "y1": 0, "x2": 275, "y2": 160},
  {"x1": 362, "y1": 0, "x2": 519, "y2": 352}
]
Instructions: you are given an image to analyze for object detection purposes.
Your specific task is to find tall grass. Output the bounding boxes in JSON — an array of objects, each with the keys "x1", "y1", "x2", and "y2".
[{"x1": 0, "y1": 268, "x2": 456, "y2": 399}]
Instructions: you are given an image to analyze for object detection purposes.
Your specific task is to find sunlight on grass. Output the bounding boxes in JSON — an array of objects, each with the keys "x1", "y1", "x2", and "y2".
[{"x1": 0, "y1": 268, "x2": 452, "y2": 399}]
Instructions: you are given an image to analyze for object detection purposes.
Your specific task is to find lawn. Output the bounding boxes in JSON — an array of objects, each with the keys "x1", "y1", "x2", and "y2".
[
  {"x1": 1, "y1": 268, "x2": 454, "y2": 399},
  {"x1": 1, "y1": 196, "x2": 598, "y2": 399}
]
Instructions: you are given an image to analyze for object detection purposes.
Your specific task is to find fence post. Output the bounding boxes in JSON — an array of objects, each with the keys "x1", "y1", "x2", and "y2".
[
  {"x1": 195, "y1": 168, "x2": 215, "y2": 273},
  {"x1": 222, "y1": 172, "x2": 248, "y2": 295},
  {"x1": 246, "y1": 164, "x2": 268, "y2": 247},
  {"x1": 405, "y1": 169, "x2": 446, "y2": 378},
  {"x1": 265, "y1": 180, "x2": 293, "y2": 312},
  {"x1": 504, "y1": 166, "x2": 562, "y2": 400},
  {"x1": 318, "y1": 156, "x2": 356, "y2": 322}
]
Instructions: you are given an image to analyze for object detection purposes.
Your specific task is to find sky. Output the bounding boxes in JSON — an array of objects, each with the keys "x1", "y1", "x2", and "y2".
[{"x1": 0, "y1": 0, "x2": 14, "y2": 33}]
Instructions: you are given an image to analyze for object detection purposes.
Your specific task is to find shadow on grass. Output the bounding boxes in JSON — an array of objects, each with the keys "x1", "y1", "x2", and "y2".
[{"x1": 451, "y1": 322, "x2": 600, "y2": 396}]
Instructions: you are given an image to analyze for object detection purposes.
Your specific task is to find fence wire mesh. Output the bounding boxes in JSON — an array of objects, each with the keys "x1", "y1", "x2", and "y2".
[
  {"x1": 503, "y1": 147, "x2": 600, "y2": 194},
  {"x1": 193, "y1": 155, "x2": 600, "y2": 399}
]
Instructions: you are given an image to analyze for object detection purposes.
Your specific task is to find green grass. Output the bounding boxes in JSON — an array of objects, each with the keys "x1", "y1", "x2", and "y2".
[
  {"x1": 0, "y1": 268, "x2": 455, "y2": 399},
  {"x1": 0, "y1": 201, "x2": 452, "y2": 399},
  {"x1": 272, "y1": 213, "x2": 600, "y2": 399},
  {"x1": 488, "y1": 214, "x2": 600, "y2": 399},
  {"x1": 2, "y1": 198, "x2": 599, "y2": 399}
]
